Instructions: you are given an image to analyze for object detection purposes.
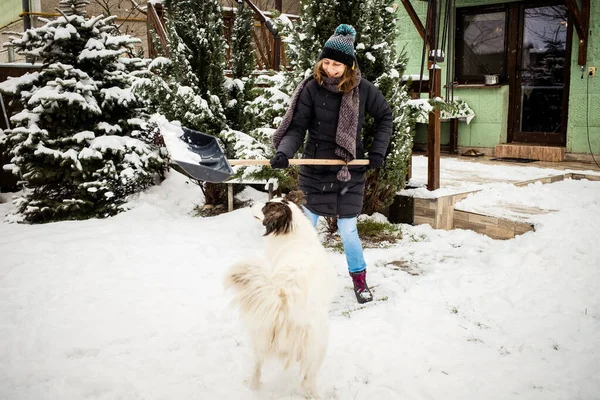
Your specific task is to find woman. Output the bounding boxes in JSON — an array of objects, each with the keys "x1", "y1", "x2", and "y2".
[{"x1": 270, "y1": 24, "x2": 393, "y2": 304}]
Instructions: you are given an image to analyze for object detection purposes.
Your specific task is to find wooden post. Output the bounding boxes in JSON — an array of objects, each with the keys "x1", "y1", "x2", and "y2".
[
  {"x1": 565, "y1": 0, "x2": 591, "y2": 66},
  {"x1": 147, "y1": 2, "x2": 169, "y2": 58},
  {"x1": 449, "y1": 118, "x2": 459, "y2": 154},
  {"x1": 272, "y1": 0, "x2": 282, "y2": 70},
  {"x1": 427, "y1": 67, "x2": 441, "y2": 190},
  {"x1": 268, "y1": 182, "x2": 274, "y2": 200},
  {"x1": 228, "y1": 183, "x2": 234, "y2": 212}
]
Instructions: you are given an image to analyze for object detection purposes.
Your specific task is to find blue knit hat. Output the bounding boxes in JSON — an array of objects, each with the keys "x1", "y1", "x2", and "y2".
[{"x1": 319, "y1": 24, "x2": 357, "y2": 68}]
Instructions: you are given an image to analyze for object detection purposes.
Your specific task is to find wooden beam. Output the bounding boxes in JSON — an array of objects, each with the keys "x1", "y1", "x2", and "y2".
[
  {"x1": 427, "y1": 67, "x2": 442, "y2": 191},
  {"x1": 565, "y1": 0, "x2": 584, "y2": 39},
  {"x1": 147, "y1": 2, "x2": 169, "y2": 57},
  {"x1": 272, "y1": 0, "x2": 282, "y2": 70},
  {"x1": 578, "y1": 0, "x2": 591, "y2": 66},
  {"x1": 565, "y1": 0, "x2": 591, "y2": 66},
  {"x1": 400, "y1": 0, "x2": 426, "y2": 41},
  {"x1": 228, "y1": 183, "x2": 234, "y2": 212},
  {"x1": 428, "y1": 0, "x2": 439, "y2": 51}
]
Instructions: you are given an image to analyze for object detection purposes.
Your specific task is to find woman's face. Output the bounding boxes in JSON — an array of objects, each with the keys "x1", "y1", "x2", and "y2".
[{"x1": 322, "y1": 58, "x2": 347, "y2": 78}]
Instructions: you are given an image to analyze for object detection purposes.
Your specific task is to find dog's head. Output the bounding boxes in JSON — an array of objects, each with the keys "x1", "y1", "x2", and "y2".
[{"x1": 253, "y1": 190, "x2": 307, "y2": 236}]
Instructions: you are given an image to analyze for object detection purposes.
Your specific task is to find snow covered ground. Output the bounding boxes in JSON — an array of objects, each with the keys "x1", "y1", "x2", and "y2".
[
  {"x1": 1, "y1": 157, "x2": 599, "y2": 400},
  {"x1": 404, "y1": 155, "x2": 592, "y2": 198}
]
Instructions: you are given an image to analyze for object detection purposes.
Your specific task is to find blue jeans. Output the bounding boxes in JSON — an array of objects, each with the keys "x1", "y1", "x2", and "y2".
[{"x1": 303, "y1": 207, "x2": 367, "y2": 273}]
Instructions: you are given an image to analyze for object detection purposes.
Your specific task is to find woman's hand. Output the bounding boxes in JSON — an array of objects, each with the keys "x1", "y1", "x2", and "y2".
[
  {"x1": 368, "y1": 154, "x2": 384, "y2": 170},
  {"x1": 270, "y1": 152, "x2": 289, "y2": 169}
]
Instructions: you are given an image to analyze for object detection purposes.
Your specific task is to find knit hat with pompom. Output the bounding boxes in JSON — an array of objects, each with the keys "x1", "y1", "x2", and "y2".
[{"x1": 319, "y1": 24, "x2": 357, "y2": 68}]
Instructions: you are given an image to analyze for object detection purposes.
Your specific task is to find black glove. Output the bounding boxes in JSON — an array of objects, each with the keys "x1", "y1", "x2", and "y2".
[
  {"x1": 368, "y1": 154, "x2": 384, "y2": 170},
  {"x1": 270, "y1": 152, "x2": 289, "y2": 169}
]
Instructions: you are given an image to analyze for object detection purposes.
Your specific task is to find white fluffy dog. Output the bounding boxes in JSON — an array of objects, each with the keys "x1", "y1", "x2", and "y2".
[{"x1": 224, "y1": 191, "x2": 337, "y2": 399}]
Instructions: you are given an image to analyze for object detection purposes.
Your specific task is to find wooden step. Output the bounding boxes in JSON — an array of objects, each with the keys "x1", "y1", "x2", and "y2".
[{"x1": 495, "y1": 144, "x2": 565, "y2": 162}]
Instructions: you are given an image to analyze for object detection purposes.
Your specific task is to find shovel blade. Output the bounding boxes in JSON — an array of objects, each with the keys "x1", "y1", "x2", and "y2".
[
  {"x1": 172, "y1": 127, "x2": 233, "y2": 183},
  {"x1": 173, "y1": 160, "x2": 233, "y2": 183}
]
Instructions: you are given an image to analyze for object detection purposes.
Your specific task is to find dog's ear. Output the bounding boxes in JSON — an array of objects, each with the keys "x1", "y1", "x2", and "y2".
[
  {"x1": 262, "y1": 202, "x2": 293, "y2": 236},
  {"x1": 285, "y1": 190, "x2": 306, "y2": 208}
]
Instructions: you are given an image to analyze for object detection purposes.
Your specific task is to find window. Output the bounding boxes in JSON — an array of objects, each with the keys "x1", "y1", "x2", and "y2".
[{"x1": 455, "y1": 6, "x2": 507, "y2": 84}]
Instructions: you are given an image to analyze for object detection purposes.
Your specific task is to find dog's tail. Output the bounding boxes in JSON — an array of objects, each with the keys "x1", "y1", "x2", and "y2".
[{"x1": 224, "y1": 258, "x2": 288, "y2": 334}]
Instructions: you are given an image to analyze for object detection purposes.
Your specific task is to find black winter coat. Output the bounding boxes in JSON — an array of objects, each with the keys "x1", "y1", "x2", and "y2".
[{"x1": 277, "y1": 78, "x2": 393, "y2": 218}]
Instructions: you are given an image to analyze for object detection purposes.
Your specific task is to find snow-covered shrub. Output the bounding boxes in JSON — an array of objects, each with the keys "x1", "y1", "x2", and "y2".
[
  {"x1": 233, "y1": 73, "x2": 299, "y2": 191},
  {"x1": 223, "y1": 3, "x2": 257, "y2": 134},
  {"x1": 0, "y1": 2, "x2": 168, "y2": 223}
]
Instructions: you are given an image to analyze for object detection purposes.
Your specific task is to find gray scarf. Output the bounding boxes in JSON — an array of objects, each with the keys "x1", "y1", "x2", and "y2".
[{"x1": 272, "y1": 71, "x2": 361, "y2": 182}]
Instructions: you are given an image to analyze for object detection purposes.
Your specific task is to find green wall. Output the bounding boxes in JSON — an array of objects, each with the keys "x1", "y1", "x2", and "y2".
[
  {"x1": 396, "y1": 0, "x2": 600, "y2": 155},
  {"x1": 0, "y1": 0, "x2": 22, "y2": 28},
  {"x1": 567, "y1": 0, "x2": 599, "y2": 154}
]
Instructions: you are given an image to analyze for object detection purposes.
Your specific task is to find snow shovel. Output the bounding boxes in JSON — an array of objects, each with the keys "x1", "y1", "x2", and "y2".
[{"x1": 172, "y1": 127, "x2": 369, "y2": 183}]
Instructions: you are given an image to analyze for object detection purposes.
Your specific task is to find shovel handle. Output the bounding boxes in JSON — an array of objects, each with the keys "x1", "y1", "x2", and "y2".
[{"x1": 228, "y1": 159, "x2": 369, "y2": 166}]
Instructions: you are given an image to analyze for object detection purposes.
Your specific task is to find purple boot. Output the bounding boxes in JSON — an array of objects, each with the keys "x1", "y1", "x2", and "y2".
[{"x1": 349, "y1": 270, "x2": 373, "y2": 304}]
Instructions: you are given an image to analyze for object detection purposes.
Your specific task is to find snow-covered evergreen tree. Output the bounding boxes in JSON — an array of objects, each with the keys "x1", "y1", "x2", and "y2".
[
  {"x1": 230, "y1": 2, "x2": 254, "y2": 79},
  {"x1": 163, "y1": 0, "x2": 227, "y2": 100},
  {"x1": 295, "y1": 0, "x2": 340, "y2": 73},
  {"x1": 354, "y1": 1, "x2": 395, "y2": 83},
  {"x1": 60, "y1": 0, "x2": 89, "y2": 17},
  {"x1": 138, "y1": 0, "x2": 241, "y2": 207},
  {"x1": 224, "y1": 1, "x2": 257, "y2": 133},
  {"x1": 139, "y1": 0, "x2": 229, "y2": 138},
  {"x1": 0, "y1": 0, "x2": 168, "y2": 223}
]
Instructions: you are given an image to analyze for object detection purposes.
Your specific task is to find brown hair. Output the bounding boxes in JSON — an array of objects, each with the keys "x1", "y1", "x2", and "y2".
[{"x1": 313, "y1": 59, "x2": 359, "y2": 94}]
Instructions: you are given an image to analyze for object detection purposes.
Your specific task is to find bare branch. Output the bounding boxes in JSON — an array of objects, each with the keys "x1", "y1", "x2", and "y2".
[{"x1": 128, "y1": 0, "x2": 147, "y2": 15}]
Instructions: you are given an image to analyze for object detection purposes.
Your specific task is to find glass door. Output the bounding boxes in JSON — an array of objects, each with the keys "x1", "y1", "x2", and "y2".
[{"x1": 511, "y1": 4, "x2": 570, "y2": 145}]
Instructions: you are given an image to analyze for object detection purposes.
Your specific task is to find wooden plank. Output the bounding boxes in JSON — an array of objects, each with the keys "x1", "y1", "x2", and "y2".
[
  {"x1": 485, "y1": 226, "x2": 515, "y2": 240},
  {"x1": 565, "y1": 0, "x2": 584, "y2": 39},
  {"x1": 578, "y1": 0, "x2": 590, "y2": 66},
  {"x1": 400, "y1": 0, "x2": 426, "y2": 41},
  {"x1": 147, "y1": 3, "x2": 169, "y2": 57},
  {"x1": 228, "y1": 183, "x2": 234, "y2": 212},
  {"x1": 565, "y1": 0, "x2": 590, "y2": 66},
  {"x1": 228, "y1": 159, "x2": 369, "y2": 166},
  {"x1": 414, "y1": 216, "x2": 435, "y2": 227}
]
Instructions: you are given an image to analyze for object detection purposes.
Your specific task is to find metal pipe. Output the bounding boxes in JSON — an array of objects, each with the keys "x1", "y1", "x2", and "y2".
[
  {"x1": 1, "y1": 94, "x2": 10, "y2": 131},
  {"x1": 418, "y1": 0, "x2": 433, "y2": 95},
  {"x1": 442, "y1": 0, "x2": 451, "y2": 101},
  {"x1": 22, "y1": 0, "x2": 31, "y2": 30}
]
